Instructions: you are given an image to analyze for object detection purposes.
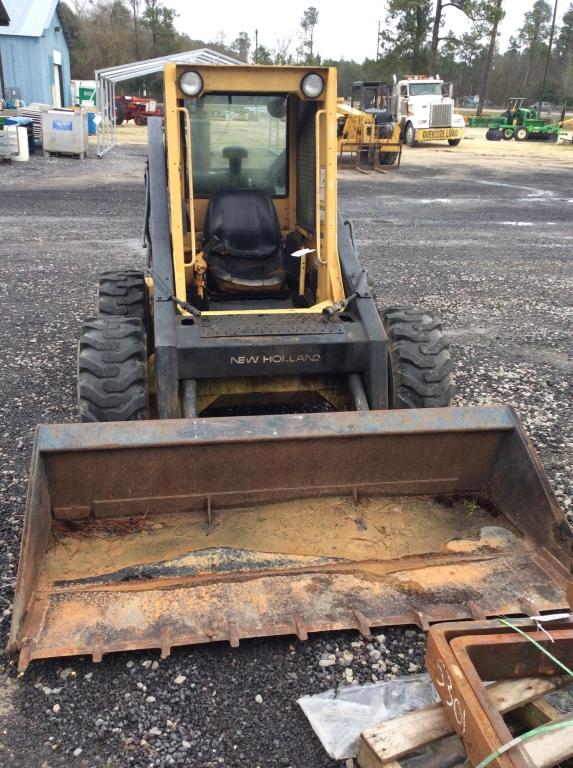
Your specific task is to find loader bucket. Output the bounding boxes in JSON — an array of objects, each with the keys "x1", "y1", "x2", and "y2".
[{"x1": 9, "y1": 406, "x2": 571, "y2": 670}]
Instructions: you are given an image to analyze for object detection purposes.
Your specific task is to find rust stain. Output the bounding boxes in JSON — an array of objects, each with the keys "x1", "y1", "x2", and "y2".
[
  {"x1": 9, "y1": 492, "x2": 563, "y2": 672},
  {"x1": 427, "y1": 620, "x2": 573, "y2": 768}
]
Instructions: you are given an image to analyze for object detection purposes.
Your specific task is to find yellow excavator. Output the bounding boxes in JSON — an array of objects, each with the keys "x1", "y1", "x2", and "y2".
[{"x1": 9, "y1": 64, "x2": 571, "y2": 670}]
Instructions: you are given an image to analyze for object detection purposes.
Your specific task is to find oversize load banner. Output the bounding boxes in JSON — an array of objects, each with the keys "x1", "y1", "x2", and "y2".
[{"x1": 418, "y1": 127, "x2": 464, "y2": 141}]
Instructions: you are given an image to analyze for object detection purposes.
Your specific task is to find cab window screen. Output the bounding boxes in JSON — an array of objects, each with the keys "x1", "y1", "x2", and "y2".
[{"x1": 186, "y1": 94, "x2": 287, "y2": 197}]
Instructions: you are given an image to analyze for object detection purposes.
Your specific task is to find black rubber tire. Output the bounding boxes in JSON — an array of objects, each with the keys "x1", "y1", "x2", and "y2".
[
  {"x1": 381, "y1": 306, "x2": 455, "y2": 409},
  {"x1": 502, "y1": 127, "x2": 514, "y2": 140},
  {"x1": 78, "y1": 317, "x2": 149, "y2": 422},
  {"x1": 379, "y1": 151, "x2": 399, "y2": 165},
  {"x1": 448, "y1": 139, "x2": 461, "y2": 146},
  {"x1": 548, "y1": 132, "x2": 558, "y2": 143},
  {"x1": 98, "y1": 269, "x2": 149, "y2": 324},
  {"x1": 514, "y1": 126, "x2": 529, "y2": 142},
  {"x1": 114, "y1": 100, "x2": 125, "y2": 126},
  {"x1": 405, "y1": 123, "x2": 417, "y2": 147}
]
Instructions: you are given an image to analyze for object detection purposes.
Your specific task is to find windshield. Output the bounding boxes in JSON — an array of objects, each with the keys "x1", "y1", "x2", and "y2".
[
  {"x1": 408, "y1": 83, "x2": 443, "y2": 97},
  {"x1": 187, "y1": 94, "x2": 287, "y2": 197}
]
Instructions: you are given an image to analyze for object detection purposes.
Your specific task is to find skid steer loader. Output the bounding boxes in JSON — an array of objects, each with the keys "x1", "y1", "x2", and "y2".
[{"x1": 9, "y1": 65, "x2": 571, "y2": 670}]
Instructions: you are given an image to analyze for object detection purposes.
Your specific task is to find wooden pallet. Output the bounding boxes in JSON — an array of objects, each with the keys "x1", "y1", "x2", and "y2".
[{"x1": 358, "y1": 676, "x2": 572, "y2": 768}]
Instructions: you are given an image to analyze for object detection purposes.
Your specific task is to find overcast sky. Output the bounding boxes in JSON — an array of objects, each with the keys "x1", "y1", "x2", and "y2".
[{"x1": 168, "y1": 0, "x2": 539, "y2": 62}]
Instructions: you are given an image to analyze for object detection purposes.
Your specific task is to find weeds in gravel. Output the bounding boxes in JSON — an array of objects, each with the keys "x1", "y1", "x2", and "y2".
[{"x1": 464, "y1": 498, "x2": 481, "y2": 516}]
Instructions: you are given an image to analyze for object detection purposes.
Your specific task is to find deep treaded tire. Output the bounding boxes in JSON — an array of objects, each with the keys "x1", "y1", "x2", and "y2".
[
  {"x1": 379, "y1": 152, "x2": 399, "y2": 165},
  {"x1": 78, "y1": 317, "x2": 149, "y2": 422},
  {"x1": 381, "y1": 306, "x2": 455, "y2": 409},
  {"x1": 98, "y1": 270, "x2": 149, "y2": 323}
]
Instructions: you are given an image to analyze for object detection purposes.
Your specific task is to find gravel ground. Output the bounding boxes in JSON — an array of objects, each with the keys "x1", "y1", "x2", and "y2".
[{"x1": 0, "y1": 138, "x2": 571, "y2": 767}]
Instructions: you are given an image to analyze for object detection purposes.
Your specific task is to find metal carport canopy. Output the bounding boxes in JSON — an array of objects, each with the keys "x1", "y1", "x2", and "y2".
[{"x1": 95, "y1": 48, "x2": 242, "y2": 157}]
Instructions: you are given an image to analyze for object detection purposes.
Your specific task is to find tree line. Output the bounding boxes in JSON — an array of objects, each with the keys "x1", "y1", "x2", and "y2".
[{"x1": 57, "y1": 0, "x2": 573, "y2": 109}]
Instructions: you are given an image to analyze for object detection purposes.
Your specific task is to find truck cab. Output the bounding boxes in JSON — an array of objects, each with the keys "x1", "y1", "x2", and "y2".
[{"x1": 392, "y1": 76, "x2": 465, "y2": 147}]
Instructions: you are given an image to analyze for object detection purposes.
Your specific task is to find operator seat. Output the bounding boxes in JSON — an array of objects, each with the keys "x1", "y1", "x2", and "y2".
[{"x1": 203, "y1": 189, "x2": 286, "y2": 295}]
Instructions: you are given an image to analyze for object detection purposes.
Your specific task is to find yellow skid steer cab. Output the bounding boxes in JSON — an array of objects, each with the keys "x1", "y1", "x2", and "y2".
[{"x1": 9, "y1": 64, "x2": 571, "y2": 670}]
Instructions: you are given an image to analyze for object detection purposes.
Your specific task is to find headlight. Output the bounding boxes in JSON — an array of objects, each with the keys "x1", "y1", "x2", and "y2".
[
  {"x1": 301, "y1": 73, "x2": 324, "y2": 98},
  {"x1": 179, "y1": 71, "x2": 203, "y2": 97}
]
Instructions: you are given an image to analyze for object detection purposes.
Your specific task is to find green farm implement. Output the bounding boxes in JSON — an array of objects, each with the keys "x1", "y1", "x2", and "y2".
[{"x1": 485, "y1": 97, "x2": 564, "y2": 143}]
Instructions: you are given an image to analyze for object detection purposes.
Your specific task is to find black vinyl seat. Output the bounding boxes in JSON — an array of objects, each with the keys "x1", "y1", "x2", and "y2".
[{"x1": 203, "y1": 189, "x2": 286, "y2": 294}]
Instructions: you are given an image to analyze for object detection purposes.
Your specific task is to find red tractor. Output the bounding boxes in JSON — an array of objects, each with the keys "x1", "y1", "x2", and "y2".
[{"x1": 114, "y1": 96, "x2": 163, "y2": 126}]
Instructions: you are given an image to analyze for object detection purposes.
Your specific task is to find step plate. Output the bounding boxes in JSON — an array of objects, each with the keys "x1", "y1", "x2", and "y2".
[{"x1": 199, "y1": 314, "x2": 345, "y2": 338}]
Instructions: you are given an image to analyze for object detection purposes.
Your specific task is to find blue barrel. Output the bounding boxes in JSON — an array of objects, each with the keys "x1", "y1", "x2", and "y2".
[{"x1": 87, "y1": 111, "x2": 97, "y2": 136}]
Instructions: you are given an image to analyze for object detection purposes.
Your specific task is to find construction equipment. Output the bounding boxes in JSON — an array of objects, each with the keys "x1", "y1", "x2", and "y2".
[
  {"x1": 8, "y1": 64, "x2": 572, "y2": 670},
  {"x1": 486, "y1": 98, "x2": 562, "y2": 142},
  {"x1": 337, "y1": 94, "x2": 402, "y2": 170},
  {"x1": 114, "y1": 95, "x2": 163, "y2": 126}
]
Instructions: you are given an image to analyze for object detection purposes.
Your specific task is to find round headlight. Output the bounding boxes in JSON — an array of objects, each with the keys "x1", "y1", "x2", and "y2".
[
  {"x1": 179, "y1": 71, "x2": 203, "y2": 97},
  {"x1": 301, "y1": 73, "x2": 324, "y2": 99}
]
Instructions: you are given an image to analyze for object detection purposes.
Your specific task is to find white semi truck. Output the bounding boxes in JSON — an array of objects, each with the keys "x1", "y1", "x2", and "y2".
[{"x1": 391, "y1": 75, "x2": 465, "y2": 147}]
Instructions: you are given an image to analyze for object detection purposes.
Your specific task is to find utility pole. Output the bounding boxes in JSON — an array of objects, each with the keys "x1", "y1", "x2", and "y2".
[
  {"x1": 254, "y1": 28, "x2": 259, "y2": 64},
  {"x1": 376, "y1": 20, "x2": 381, "y2": 60},
  {"x1": 536, "y1": 0, "x2": 558, "y2": 116}
]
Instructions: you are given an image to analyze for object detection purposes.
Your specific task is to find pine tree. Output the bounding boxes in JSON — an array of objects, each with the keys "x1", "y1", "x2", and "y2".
[
  {"x1": 382, "y1": 0, "x2": 433, "y2": 72},
  {"x1": 476, "y1": 0, "x2": 504, "y2": 115},
  {"x1": 430, "y1": 0, "x2": 479, "y2": 71},
  {"x1": 518, "y1": 0, "x2": 552, "y2": 92}
]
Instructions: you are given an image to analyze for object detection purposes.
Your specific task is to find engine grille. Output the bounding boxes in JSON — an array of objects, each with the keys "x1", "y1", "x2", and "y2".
[{"x1": 430, "y1": 103, "x2": 453, "y2": 128}]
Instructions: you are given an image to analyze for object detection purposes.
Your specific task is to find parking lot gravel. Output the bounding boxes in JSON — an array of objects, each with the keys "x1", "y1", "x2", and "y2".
[{"x1": 0, "y1": 134, "x2": 571, "y2": 767}]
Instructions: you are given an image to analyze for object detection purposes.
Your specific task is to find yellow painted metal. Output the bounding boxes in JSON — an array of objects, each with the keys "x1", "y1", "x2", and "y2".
[
  {"x1": 316, "y1": 89, "x2": 344, "y2": 303},
  {"x1": 162, "y1": 63, "x2": 344, "y2": 310},
  {"x1": 177, "y1": 65, "x2": 332, "y2": 98},
  {"x1": 164, "y1": 63, "x2": 187, "y2": 303},
  {"x1": 336, "y1": 100, "x2": 402, "y2": 158},
  {"x1": 298, "y1": 253, "x2": 307, "y2": 296},
  {"x1": 202, "y1": 302, "x2": 331, "y2": 317},
  {"x1": 176, "y1": 106, "x2": 196, "y2": 269},
  {"x1": 417, "y1": 127, "x2": 463, "y2": 142}
]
